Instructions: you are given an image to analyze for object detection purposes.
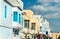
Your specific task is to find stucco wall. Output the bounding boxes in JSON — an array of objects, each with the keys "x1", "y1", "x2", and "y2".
[{"x1": 0, "y1": 0, "x2": 12, "y2": 27}]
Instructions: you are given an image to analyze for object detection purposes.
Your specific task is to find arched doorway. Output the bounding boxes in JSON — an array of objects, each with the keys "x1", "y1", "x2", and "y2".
[{"x1": 58, "y1": 35, "x2": 60, "y2": 39}]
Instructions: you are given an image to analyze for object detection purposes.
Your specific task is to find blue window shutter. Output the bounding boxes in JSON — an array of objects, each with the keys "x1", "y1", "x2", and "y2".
[
  {"x1": 19, "y1": 14, "x2": 21, "y2": 23},
  {"x1": 13, "y1": 11, "x2": 18, "y2": 22},
  {"x1": 4, "y1": 6, "x2": 7, "y2": 18},
  {"x1": 22, "y1": 17, "x2": 23, "y2": 25},
  {"x1": 21, "y1": 15, "x2": 23, "y2": 26}
]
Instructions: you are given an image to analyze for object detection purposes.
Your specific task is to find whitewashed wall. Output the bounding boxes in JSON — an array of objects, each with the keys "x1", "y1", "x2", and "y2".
[
  {"x1": 0, "y1": 0, "x2": 12, "y2": 27},
  {"x1": 0, "y1": 27, "x2": 13, "y2": 39},
  {"x1": 18, "y1": 0, "x2": 23, "y2": 10},
  {"x1": 34, "y1": 15, "x2": 50, "y2": 34},
  {"x1": 0, "y1": 0, "x2": 24, "y2": 39},
  {"x1": 12, "y1": 7, "x2": 20, "y2": 28},
  {"x1": 0, "y1": 0, "x2": 13, "y2": 39},
  {"x1": 20, "y1": 0, "x2": 23, "y2": 10},
  {"x1": 0, "y1": 0, "x2": 1, "y2": 24},
  {"x1": 18, "y1": 8, "x2": 24, "y2": 28},
  {"x1": 12, "y1": 7, "x2": 24, "y2": 28}
]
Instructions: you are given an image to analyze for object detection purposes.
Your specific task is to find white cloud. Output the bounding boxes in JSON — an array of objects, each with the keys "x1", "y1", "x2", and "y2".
[
  {"x1": 31, "y1": 5, "x2": 60, "y2": 13},
  {"x1": 30, "y1": 0, "x2": 60, "y2": 18},
  {"x1": 38, "y1": 0, "x2": 52, "y2": 3},
  {"x1": 38, "y1": 0, "x2": 60, "y2": 3},
  {"x1": 36, "y1": 0, "x2": 60, "y2": 32},
  {"x1": 53, "y1": 13, "x2": 58, "y2": 16},
  {"x1": 37, "y1": 0, "x2": 60, "y2": 11},
  {"x1": 44, "y1": 13, "x2": 60, "y2": 18},
  {"x1": 32, "y1": 5, "x2": 48, "y2": 11}
]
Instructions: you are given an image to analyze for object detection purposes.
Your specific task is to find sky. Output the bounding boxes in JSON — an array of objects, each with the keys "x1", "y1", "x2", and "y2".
[{"x1": 22, "y1": 0, "x2": 60, "y2": 32}]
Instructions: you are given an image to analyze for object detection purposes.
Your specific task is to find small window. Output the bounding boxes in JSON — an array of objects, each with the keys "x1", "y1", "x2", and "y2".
[
  {"x1": 13, "y1": 28, "x2": 19, "y2": 35},
  {"x1": 22, "y1": 16, "x2": 24, "y2": 25},
  {"x1": 31, "y1": 23, "x2": 36, "y2": 30},
  {"x1": 13, "y1": 11, "x2": 18, "y2": 22},
  {"x1": 19, "y1": 14, "x2": 21, "y2": 23},
  {"x1": 4, "y1": 6, "x2": 7, "y2": 18},
  {"x1": 24, "y1": 20, "x2": 30, "y2": 29}
]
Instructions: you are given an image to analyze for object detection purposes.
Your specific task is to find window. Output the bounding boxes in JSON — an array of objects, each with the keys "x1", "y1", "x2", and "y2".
[
  {"x1": 19, "y1": 14, "x2": 21, "y2": 23},
  {"x1": 24, "y1": 20, "x2": 30, "y2": 29},
  {"x1": 13, "y1": 11, "x2": 18, "y2": 22},
  {"x1": 4, "y1": 6, "x2": 7, "y2": 18},
  {"x1": 31, "y1": 23, "x2": 36, "y2": 30},
  {"x1": 19, "y1": 14, "x2": 23, "y2": 26},
  {"x1": 21, "y1": 17, "x2": 23, "y2": 25},
  {"x1": 13, "y1": 28, "x2": 19, "y2": 35}
]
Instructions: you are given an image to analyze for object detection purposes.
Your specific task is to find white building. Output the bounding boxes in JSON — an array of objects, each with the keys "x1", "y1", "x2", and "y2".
[
  {"x1": 0, "y1": 0, "x2": 13, "y2": 39},
  {"x1": 12, "y1": 7, "x2": 24, "y2": 39},
  {"x1": 0, "y1": 0, "x2": 24, "y2": 39},
  {"x1": 34, "y1": 15, "x2": 51, "y2": 36},
  {"x1": 42, "y1": 19, "x2": 50, "y2": 34}
]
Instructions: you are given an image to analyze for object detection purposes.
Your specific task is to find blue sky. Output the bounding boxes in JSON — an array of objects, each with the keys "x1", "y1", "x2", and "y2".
[{"x1": 22, "y1": 0, "x2": 60, "y2": 32}]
